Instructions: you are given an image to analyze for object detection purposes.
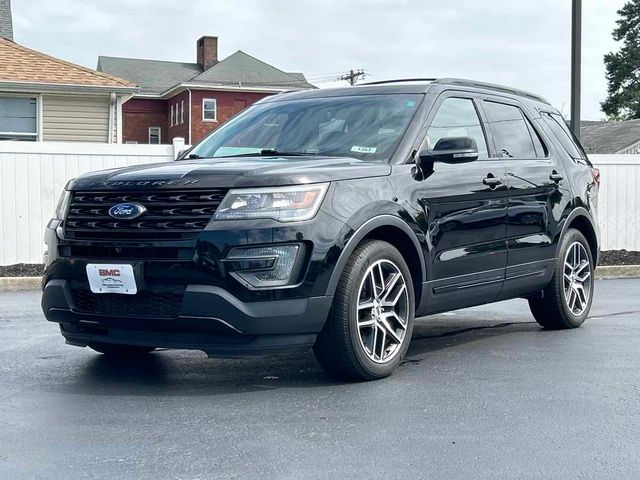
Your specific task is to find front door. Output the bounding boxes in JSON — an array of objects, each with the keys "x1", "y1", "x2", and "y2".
[{"x1": 413, "y1": 95, "x2": 509, "y2": 314}]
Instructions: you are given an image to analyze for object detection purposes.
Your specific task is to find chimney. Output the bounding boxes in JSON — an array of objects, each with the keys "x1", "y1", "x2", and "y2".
[
  {"x1": 197, "y1": 36, "x2": 218, "y2": 70},
  {"x1": 0, "y1": 0, "x2": 14, "y2": 41}
]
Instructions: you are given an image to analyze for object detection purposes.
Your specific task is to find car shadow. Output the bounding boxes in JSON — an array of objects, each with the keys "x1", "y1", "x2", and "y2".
[
  {"x1": 58, "y1": 316, "x2": 543, "y2": 397},
  {"x1": 404, "y1": 318, "x2": 540, "y2": 363}
]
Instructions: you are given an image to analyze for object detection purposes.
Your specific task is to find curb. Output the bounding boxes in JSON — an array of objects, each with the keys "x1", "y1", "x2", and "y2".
[
  {"x1": 595, "y1": 265, "x2": 640, "y2": 280},
  {"x1": 0, "y1": 277, "x2": 42, "y2": 292},
  {"x1": 0, "y1": 266, "x2": 638, "y2": 292}
]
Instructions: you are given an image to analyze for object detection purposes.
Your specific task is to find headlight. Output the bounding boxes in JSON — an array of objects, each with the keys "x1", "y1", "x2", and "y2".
[
  {"x1": 54, "y1": 190, "x2": 71, "y2": 220},
  {"x1": 214, "y1": 183, "x2": 329, "y2": 222}
]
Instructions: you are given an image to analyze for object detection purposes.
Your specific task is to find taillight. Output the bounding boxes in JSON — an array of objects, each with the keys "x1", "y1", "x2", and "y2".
[{"x1": 591, "y1": 167, "x2": 601, "y2": 188}]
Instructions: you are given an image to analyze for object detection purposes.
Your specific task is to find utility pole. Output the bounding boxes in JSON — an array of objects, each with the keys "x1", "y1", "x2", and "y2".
[
  {"x1": 570, "y1": 0, "x2": 582, "y2": 140},
  {"x1": 339, "y1": 69, "x2": 367, "y2": 86}
]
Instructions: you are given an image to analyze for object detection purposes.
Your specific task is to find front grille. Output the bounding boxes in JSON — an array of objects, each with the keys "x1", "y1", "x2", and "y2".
[
  {"x1": 70, "y1": 285, "x2": 185, "y2": 318},
  {"x1": 64, "y1": 189, "x2": 228, "y2": 241}
]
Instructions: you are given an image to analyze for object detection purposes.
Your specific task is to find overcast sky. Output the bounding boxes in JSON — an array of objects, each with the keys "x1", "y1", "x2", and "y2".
[{"x1": 11, "y1": 0, "x2": 627, "y2": 120}]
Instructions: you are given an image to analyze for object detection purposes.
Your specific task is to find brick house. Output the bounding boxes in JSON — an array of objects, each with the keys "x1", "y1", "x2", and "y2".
[{"x1": 97, "y1": 36, "x2": 314, "y2": 145}]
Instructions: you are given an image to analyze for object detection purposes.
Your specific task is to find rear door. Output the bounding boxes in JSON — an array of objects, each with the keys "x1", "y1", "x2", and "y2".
[{"x1": 479, "y1": 98, "x2": 569, "y2": 299}]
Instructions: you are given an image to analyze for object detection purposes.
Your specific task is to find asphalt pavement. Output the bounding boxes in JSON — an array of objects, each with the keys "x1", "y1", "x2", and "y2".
[{"x1": 0, "y1": 279, "x2": 639, "y2": 480}]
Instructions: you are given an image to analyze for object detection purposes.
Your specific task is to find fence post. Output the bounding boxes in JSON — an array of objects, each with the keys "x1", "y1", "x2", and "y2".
[{"x1": 172, "y1": 137, "x2": 186, "y2": 160}]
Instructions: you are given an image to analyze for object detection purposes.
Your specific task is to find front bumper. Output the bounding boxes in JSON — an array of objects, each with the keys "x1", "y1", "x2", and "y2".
[
  {"x1": 41, "y1": 205, "x2": 350, "y2": 357},
  {"x1": 42, "y1": 279, "x2": 332, "y2": 357}
]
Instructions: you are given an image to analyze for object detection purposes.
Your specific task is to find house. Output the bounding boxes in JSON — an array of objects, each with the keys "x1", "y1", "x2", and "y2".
[
  {"x1": 581, "y1": 119, "x2": 640, "y2": 154},
  {"x1": 0, "y1": 0, "x2": 138, "y2": 143},
  {"x1": 97, "y1": 36, "x2": 314, "y2": 145},
  {"x1": 0, "y1": 38, "x2": 138, "y2": 143}
]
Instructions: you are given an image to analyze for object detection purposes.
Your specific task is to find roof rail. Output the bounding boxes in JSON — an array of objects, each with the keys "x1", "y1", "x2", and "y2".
[
  {"x1": 358, "y1": 78, "x2": 437, "y2": 86},
  {"x1": 432, "y1": 78, "x2": 550, "y2": 104},
  {"x1": 352, "y1": 77, "x2": 550, "y2": 104}
]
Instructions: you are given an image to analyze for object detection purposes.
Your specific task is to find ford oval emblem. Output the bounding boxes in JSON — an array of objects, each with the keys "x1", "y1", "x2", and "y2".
[{"x1": 108, "y1": 202, "x2": 146, "y2": 220}]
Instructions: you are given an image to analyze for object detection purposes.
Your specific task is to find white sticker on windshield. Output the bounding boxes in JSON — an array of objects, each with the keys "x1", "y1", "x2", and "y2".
[{"x1": 351, "y1": 146, "x2": 378, "y2": 154}]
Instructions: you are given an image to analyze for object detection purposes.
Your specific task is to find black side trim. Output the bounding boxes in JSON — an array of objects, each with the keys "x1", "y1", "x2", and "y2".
[{"x1": 433, "y1": 275, "x2": 503, "y2": 294}]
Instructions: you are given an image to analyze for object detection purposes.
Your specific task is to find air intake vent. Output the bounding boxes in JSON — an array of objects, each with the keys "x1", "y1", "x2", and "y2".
[
  {"x1": 70, "y1": 284, "x2": 185, "y2": 318},
  {"x1": 64, "y1": 190, "x2": 228, "y2": 241}
]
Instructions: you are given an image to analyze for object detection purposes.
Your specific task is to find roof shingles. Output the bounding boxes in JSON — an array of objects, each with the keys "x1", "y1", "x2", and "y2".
[
  {"x1": 98, "y1": 49, "x2": 314, "y2": 95},
  {"x1": 191, "y1": 51, "x2": 314, "y2": 88},
  {"x1": 0, "y1": 38, "x2": 136, "y2": 89},
  {"x1": 97, "y1": 56, "x2": 201, "y2": 95},
  {"x1": 581, "y1": 119, "x2": 640, "y2": 154}
]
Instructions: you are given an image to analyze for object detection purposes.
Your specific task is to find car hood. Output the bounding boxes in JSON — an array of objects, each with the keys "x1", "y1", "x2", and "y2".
[{"x1": 68, "y1": 156, "x2": 391, "y2": 190}]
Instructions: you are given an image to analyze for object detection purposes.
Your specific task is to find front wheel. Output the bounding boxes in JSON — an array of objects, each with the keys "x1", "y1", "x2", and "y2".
[
  {"x1": 528, "y1": 228, "x2": 594, "y2": 329},
  {"x1": 88, "y1": 342, "x2": 156, "y2": 356},
  {"x1": 313, "y1": 240, "x2": 415, "y2": 381}
]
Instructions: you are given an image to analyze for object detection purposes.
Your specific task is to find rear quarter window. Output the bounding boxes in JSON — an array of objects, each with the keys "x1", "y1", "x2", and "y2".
[{"x1": 542, "y1": 112, "x2": 589, "y2": 162}]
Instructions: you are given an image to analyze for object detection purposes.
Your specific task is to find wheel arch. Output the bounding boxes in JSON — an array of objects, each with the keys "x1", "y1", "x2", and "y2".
[
  {"x1": 326, "y1": 215, "x2": 426, "y2": 306},
  {"x1": 559, "y1": 207, "x2": 599, "y2": 266}
]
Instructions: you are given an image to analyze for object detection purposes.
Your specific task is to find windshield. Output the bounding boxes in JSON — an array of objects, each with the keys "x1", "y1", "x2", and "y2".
[{"x1": 188, "y1": 94, "x2": 422, "y2": 162}]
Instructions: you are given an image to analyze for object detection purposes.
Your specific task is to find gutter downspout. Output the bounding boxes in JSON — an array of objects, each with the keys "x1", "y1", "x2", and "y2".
[
  {"x1": 37, "y1": 94, "x2": 44, "y2": 142},
  {"x1": 107, "y1": 92, "x2": 116, "y2": 144},
  {"x1": 187, "y1": 88, "x2": 192, "y2": 145},
  {"x1": 116, "y1": 95, "x2": 123, "y2": 144}
]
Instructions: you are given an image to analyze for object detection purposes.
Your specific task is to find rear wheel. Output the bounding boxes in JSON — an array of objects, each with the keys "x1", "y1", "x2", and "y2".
[
  {"x1": 313, "y1": 240, "x2": 415, "y2": 381},
  {"x1": 528, "y1": 228, "x2": 594, "y2": 329},
  {"x1": 88, "y1": 342, "x2": 156, "y2": 356}
]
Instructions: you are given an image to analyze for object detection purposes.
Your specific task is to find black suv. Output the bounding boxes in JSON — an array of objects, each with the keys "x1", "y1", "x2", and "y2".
[{"x1": 42, "y1": 79, "x2": 600, "y2": 380}]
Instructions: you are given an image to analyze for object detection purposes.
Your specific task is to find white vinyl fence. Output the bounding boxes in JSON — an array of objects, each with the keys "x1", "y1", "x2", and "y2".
[
  {"x1": 590, "y1": 155, "x2": 640, "y2": 252},
  {"x1": 0, "y1": 147, "x2": 638, "y2": 265},
  {"x1": 0, "y1": 140, "x2": 185, "y2": 265}
]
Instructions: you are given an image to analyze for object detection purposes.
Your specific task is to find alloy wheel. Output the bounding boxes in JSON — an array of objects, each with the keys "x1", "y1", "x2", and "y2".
[
  {"x1": 563, "y1": 241, "x2": 592, "y2": 316},
  {"x1": 356, "y1": 259, "x2": 410, "y2": 364}
]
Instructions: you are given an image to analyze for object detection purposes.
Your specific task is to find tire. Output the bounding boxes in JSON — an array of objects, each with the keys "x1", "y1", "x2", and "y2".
[
  {"x1": 528, "y1": 228, "x2": 594, "y2": 329},
  {"x1": 313, "y1": 240, "x2": 415, "y2": 381},
  {"x1": 88, "y1": 342, "x2": 156, "y2": 356}
]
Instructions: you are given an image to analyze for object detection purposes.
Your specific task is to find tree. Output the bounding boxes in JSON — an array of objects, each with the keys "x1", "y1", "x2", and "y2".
[{"x1": 602, "y1": 0, "x2": 640, "y2": 120}]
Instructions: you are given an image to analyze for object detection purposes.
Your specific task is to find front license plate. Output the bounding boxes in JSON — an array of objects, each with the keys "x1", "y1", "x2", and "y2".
[{"x1": 86, "y1": 264, "x2": 137, "y2": 295}]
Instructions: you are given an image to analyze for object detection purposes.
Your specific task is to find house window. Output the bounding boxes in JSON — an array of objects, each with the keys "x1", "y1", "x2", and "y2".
[
  {"x1": 181, "y1": 100, "x2": 184, "y2": 124},
  {"x1": 0, "y1": 96, "x2": 38, "y2": 141},
  {"x1": 148, "y1": 126, "x2": 161, "y2": 144},
  {"x1": 170, "y1": 105, "x2": 174, "y2": 127},
  {"x1": 203, "y1": 98, "x2": 217, "y2": 122}
]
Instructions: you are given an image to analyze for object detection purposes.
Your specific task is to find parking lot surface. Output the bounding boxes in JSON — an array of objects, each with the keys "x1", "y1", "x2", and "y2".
[{"x1": 1, "y1": 279, "x2": 639, "y2": 479}]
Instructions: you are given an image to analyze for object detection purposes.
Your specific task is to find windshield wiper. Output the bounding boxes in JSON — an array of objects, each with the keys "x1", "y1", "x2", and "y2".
[
  {"x1": 259, "y1": 149, "x2": 317, "y2": 157},
  {"x1": 213, "y1": 149, "x2": 319, "y2": 159}
]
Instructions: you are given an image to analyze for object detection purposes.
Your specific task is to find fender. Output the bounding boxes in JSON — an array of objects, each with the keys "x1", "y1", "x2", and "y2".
[
  {"x1": 555, "y1": 206, "x2": 599, "y2": 259},
  {"x1": 325, "y1": 214, "x2": 427, "y2": 297}
]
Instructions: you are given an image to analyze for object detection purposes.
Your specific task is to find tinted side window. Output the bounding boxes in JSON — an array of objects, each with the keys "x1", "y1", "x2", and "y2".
[
  {"x1": 426, "y1": 98, "x2": 489, "y2": 159},
  {"x1": 542, "y1": 112, "x2": 588, "y2": 160},
  {"x1": 483, "y1": 101, "x2": 537, "y2": 159}
]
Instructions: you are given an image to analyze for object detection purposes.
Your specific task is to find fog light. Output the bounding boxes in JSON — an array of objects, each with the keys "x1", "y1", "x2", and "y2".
[{"x1": 226, "y1": 244, "x2": 302, "y2": 288}]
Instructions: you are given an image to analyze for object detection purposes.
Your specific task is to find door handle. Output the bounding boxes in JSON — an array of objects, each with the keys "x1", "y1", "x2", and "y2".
[
  {"x1": 483, "y1": 176, "x2": 503, "y2": 188},
  {"x1": 549, "y1": 171, "x2": 563, "y2": 183}
]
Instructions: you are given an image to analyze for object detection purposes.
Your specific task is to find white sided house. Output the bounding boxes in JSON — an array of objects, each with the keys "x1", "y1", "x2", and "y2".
[{"x1": 0, "y1": 37, "x2": 138, "y2": 143}]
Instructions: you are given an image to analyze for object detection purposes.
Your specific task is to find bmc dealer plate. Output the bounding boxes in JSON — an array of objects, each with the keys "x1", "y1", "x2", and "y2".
[{"x1": 86, "y1": 264, "x2": 137, "y2": 295}]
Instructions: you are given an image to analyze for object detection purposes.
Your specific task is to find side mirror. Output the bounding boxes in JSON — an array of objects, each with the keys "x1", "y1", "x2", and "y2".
[{"x1": 418, "y1": 137, "x2": 479, "y2": 165}]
